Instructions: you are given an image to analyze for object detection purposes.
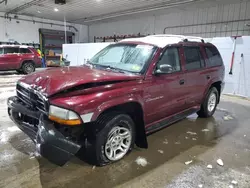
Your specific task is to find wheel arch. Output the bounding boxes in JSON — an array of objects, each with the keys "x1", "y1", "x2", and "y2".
[
  {"x1": 21, "y1": 59, "x2": 35, "y2": 66},
  {"x1": 94, "y1": 101, "x2": 148, "y2": 149},
  {"x1": 203, "y1": 80, "x2": 222, "y2": 104},
  {"x1": 210, "y1": 81, "x2": 222, "y2": 103}
]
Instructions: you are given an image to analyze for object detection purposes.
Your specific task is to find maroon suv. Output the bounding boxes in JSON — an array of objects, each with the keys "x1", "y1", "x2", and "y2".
[
  {"x1": 7, "y1": 35, "x2": 225, "y2": 166},
  {"x1": 0, "y1": 45, "x2": 42, "y2": 74}
]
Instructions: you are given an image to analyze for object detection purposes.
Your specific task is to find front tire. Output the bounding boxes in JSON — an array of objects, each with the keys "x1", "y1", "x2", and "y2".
[
  {"x1": 87, "y1": 113, "x2": 135, "y2": 166},
  {"x1": 197, "y1": 87, "x2": 219, "y2": 118}
]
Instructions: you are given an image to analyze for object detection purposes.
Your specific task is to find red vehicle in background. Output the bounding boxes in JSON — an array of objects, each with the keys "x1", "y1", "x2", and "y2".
[{"x1": 0, "y1": 45, "x2": 42, "y2": 74}]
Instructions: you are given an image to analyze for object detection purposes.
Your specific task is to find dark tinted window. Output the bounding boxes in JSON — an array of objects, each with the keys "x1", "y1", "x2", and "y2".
[
  {"x1": 0, "y1": 48, "x2": 3, "y2": 54},
  {"x1": 205, "y1": 46, "x2": 223, "y2": 67},
  {"x1": 157, "y1": 47, "x2": 181, "y2": 73},
  {"x1": 20, "y1": 48, "x2": 32, "y2": 54},
  {"x1": 4, "y1": 47, "x2": 19, "y2": 54},
  {"x1": 184, "y1": 47, "x2": 205, "y2": 70}
]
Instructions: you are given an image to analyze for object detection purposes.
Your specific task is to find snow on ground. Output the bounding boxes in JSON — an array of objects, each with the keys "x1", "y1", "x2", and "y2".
[
  {"x1": 0, "y1": 90, "x2": 16, "y2": 100},
  {"x1": 7, "y1": 126, "x2": 20, "y2": 132},
  {"x1": 0, "y1": 72, "x2": 22, "y2": 101},
  {"x1": 135, "y1": 156, "x2": 148, "y2": 167}
]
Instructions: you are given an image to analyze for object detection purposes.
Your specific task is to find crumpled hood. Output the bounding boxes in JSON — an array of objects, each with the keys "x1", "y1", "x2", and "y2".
[{"x1": 18, "y1": 66, "x2": 141, "y2": 97}]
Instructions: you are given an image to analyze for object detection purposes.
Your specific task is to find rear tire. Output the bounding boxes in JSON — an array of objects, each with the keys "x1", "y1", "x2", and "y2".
[
  {"x1": 22, "y1": 62, "x2": 35, "y2": 74},
  {"x1": 197, "y1": 87, "x2": 218, "y2": 118},
  {"x1": 85, "y1": 113, "x2": 135, "y2": 166}
]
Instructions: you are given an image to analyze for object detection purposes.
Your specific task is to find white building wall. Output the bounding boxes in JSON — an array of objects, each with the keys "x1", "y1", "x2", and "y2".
[
  {"x1": 0, "y1": 13, "x2": 88, "y2": 43},
  {"x1": 89, "y1": 1, "x2": 250, "y2": 42},
  {"x1": 206, "y1": 37, "x2": 250, "y2": 98}
]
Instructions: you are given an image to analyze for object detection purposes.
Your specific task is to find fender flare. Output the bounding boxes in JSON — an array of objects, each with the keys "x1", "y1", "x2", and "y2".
[
  {"x1": 202, "y1": 78, "x2": 222, "y2": 103},
  {"x1": 91, "y1": 94, "x2": 145, "y2": 121},
  {"x1": 20, "y1": 60, "x2": 35, "y2": 69},
  {"x1": 91, "y1": 94, "x2": 148, "y2": 148}
]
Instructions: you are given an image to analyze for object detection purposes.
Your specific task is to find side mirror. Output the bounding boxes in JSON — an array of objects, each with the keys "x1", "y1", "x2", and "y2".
[{"x1": 155, "y1": 64, "x2": 173, "y2": 74}]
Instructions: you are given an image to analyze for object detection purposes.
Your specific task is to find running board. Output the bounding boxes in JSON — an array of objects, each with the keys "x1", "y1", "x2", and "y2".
[{"x1": 146, "y1": 108, "x2": 199, "y2": 134}]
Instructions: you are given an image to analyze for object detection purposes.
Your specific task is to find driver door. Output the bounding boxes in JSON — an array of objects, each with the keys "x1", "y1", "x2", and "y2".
[{"x1": 144, "y1": 47, "x2": 187, "y2": 124}]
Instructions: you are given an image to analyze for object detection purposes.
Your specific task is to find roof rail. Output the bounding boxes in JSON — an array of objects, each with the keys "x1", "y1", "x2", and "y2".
[
  {"x1": 183, "y1": 35, "x2": 205, "y2": 43},
  {"x1": 147, "y1": 34, "x2": 205, "y2": 43}
]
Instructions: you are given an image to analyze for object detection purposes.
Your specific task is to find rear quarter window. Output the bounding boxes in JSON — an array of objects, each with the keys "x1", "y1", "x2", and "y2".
[
  {"x1": 20, "y1": 48, "x2": 32, "y2": 54},
  {"x1": 205, "y1": 46, "x2": 223, "y2": 67}
]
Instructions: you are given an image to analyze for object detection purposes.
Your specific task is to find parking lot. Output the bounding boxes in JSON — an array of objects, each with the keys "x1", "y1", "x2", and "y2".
[{"x1": 0, "y1": 71, "x2": 249, "y2": 188}]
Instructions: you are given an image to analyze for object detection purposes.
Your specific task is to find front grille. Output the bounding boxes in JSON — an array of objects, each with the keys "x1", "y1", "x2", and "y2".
[{"x1": 16, "y1": 84, "x2": 48, "y2": 113}]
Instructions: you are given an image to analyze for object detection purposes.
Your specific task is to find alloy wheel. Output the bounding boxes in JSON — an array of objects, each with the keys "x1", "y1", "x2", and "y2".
[{"x1": 104, "y1": 126, "x2": 132, "y2": 161}]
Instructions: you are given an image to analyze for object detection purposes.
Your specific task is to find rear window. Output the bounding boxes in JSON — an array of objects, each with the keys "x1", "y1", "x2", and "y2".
[
  {"x1": 205, "y1": 46, "x2": 223, "y2": 67},
  {"x1": 184, "y1": 47, "x2": 205, "y2": 71},
  {"x1": 4, "y1": 47, "x2": 19, "y2": 54},
  {"x1": 20, "y1": 48, "x2": 32, "y2": 54}
]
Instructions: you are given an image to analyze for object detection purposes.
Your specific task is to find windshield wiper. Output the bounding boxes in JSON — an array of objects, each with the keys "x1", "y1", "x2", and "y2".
[
  {"x1": 85, "y1": 60, "x2": 93, "y2": 66},
  {"x1": 85, "y1": 61, "x2": 98, "y2": 69},
  {"x1": 100, "y1": 65, "x2": 126, "y2": 73},
  {"x1": 93, "y1": 64, "x2": 128, "y2": 74},
  {"x1": 87, "y1": 63, "x2": 133, "y2": 74}
]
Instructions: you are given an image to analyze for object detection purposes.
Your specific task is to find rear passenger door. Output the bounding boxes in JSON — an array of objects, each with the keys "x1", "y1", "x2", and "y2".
[{"x1": 183, "y1": 46, "x2": 207, "y2": 108}]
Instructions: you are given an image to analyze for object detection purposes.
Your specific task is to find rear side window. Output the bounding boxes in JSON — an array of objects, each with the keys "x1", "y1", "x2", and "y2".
[
  {"x1": 4, "y1": 47, "x2": 19, "y2": 54},
  {"x1": 0, "y1": 48, "x2": 3, "y2": 54},
  {"x1": 20, "y1": 48, "x2": 32, "y2": 54},
  {"x1": 205, "y1": 46, "x2": 223, "y2": 67},
  {"x1": 184, "y1": 47, "x2": 205, "y2": 71}
]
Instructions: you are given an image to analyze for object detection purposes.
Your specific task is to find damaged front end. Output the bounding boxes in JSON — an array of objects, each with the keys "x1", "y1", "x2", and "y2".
[{"x1": 7, "y1": 84, "x2": 82, "y2": 166}]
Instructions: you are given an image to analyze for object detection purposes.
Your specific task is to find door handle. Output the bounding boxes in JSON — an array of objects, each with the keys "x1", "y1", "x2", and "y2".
[
  {"x1": 179, "y1": 79, "x2": 185, "y2": 85},
  {"x1": 206, "y1": 75, "x2": 211, "y2": 80}
]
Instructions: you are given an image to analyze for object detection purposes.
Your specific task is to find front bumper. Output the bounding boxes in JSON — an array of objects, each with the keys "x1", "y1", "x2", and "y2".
[{"x1": 7, "y1": 96, "x2": 81, "y2": 166}]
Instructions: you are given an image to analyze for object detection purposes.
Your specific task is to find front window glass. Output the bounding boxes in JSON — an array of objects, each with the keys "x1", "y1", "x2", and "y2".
[
  {"x1": 90, "y1": 43, "x2": 156, "y2": 73},
  {"x1": 157, "y1": 47, "x2": 181, "y2": 73}
]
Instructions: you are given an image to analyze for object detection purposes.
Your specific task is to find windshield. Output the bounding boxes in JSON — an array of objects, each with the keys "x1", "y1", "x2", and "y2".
[{"x1": 90, "y1": 43, "x2": 156, "y2": 73}]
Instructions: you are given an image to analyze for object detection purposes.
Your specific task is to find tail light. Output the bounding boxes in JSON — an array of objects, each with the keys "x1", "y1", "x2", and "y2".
[
  {"x1": 37, "y1": 52, "x2": 42, "y2": 59},
  {"x1": 33, "y1": 49, "x2": 42, "y2": 59}
]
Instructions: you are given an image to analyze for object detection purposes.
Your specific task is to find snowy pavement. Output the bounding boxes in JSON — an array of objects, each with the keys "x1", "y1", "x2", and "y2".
[
  {"x1": 0, "y1": 72, "x2": 22, "y2": 102},
  {"x1": 0, "y1": 69, "x2": 45, "y2": 101}
]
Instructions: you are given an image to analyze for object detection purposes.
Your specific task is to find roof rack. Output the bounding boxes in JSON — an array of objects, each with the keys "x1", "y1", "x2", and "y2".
[
  {"x1": 0, "y1": 44, "x2": 31, "y2": 48},
  {"x1": 147, "y1": 34, "x2": 205, "y2": 43}
]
